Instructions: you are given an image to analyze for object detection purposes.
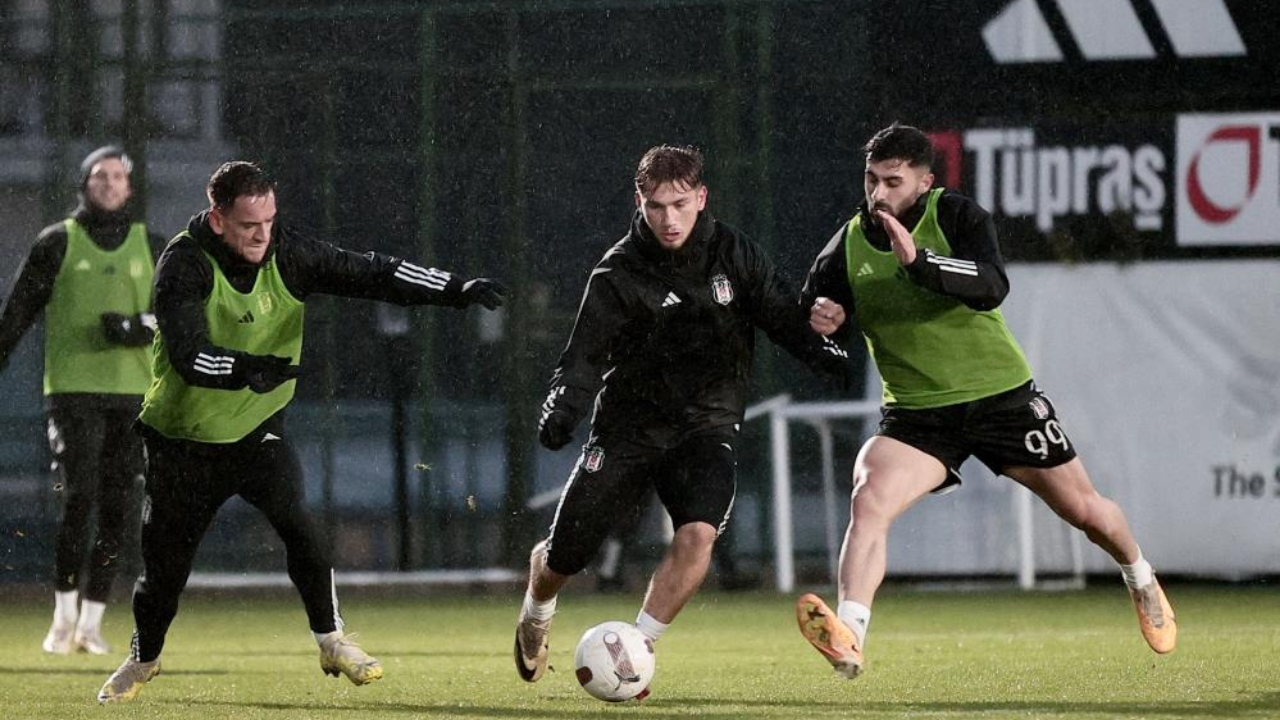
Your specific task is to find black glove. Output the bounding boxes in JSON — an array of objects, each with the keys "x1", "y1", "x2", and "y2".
[
  {"x1": 538, "y1": 410, "x2": 577, "y2": 451},
  {"x1": 101, "y1": 312, "x2": 156, "y2": 347},
  {"x1": 461, "y1": 278, "x2": 509, "y2": 310},
  {"x1": 240, "y1": 354, "x2": 299, "y2": 394}
]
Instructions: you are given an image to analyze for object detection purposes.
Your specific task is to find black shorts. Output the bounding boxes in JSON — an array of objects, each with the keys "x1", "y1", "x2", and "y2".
[
  {"x1": 543, "y1": 428, "x2": 737, "y2": 576},
  {"x1": 876, "y1": 380, "x2": 1077, "y2": 493}
]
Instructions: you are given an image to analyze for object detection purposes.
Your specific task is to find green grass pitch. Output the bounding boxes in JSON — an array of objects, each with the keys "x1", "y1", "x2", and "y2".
[{"x1": 2, "y1": 583, "x2": 1277, "y2": 719}]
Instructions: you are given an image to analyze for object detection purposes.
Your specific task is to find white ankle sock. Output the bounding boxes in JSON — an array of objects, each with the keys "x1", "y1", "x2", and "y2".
[
  {"x1": 313, "y1": 629, "x2": 344, "y2": 646},
  {"x1": 1119, "y1": 549, "x2": 1154, "y2": 590},
  {"x1": 77, "y1": 599, "x2": 106, "y2": 632},
  {"x1": 522, "y1": 590, "x2": 557, "y2": 622},
  {"x1": 634, "y1": 611, "x2": 669, "y2": 642},
  {"x1": 837, "y1": 600, "x2": 871, "y2": 648},
  {"x1": 53, "y1": 590, "x2": 78, "y2": 626}
]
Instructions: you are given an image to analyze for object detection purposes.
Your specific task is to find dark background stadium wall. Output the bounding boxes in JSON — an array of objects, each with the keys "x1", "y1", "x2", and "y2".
[
  {"x1": 216, "y1": 0, "x2": 877, "y2": 569},
  {"x1": 2, "y1": 0, "x2": 1276, "y2": 576}
]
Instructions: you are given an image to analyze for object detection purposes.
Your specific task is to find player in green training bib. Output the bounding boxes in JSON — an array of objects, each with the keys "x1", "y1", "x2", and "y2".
[
  {"x1": 97, "y1": 161, "x2": 509, "y2": 704},
  {"x1": 0, "y1": 146, "x2": 165, "y2": 657},
  {"x1": 793, "y1": 124, "x2": 1176, "y2": 680}
]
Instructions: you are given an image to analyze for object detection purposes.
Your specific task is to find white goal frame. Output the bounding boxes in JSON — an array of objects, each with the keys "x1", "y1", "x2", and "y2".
[{"x1": 745, "y1": 394, "x2": 1086, "y2": 593}]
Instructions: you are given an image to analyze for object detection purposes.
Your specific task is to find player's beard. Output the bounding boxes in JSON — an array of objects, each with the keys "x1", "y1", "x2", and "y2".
[{"x1": 868, "y1": 201, "x2": 893, "y2": 226}]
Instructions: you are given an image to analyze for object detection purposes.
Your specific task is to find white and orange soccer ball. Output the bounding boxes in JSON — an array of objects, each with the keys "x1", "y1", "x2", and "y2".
[{"x1": 573, "y1": 621, "x2": 655, "y2": 702}]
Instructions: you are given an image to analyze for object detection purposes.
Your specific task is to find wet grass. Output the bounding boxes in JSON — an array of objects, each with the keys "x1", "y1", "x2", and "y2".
[{"x1": 2, "y1": 582, "x2": 1277, "y2": 719}]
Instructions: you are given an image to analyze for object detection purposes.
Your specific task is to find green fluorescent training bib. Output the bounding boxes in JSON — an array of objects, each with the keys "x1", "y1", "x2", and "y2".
[
  {"x1": 140, "y1": 236, "x2": 304, "y2": 442},
  {"x1": 43, "y1": 219, "x2": 155, "y2": 396},
  {"x1": 845, "y1": 188, "x2": 1031, "y2": 408}
]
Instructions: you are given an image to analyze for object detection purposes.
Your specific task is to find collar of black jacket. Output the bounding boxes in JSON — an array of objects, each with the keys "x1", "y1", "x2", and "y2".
[
  {"x1": 630, "y1": 209, "x2": 715, "y2": 267},
  {"x1": 857, "y1": 191, "x2": 930, "y2": 252},
  {"x1": 186, "y1": 209, "x2": 278, "y2": 273},
  {"x1": 71, "y1": 199, "x2": 135, "y2": 250}
]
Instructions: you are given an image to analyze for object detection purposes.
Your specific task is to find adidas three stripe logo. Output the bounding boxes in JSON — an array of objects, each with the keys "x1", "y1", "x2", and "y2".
[
  {"x1": 984, "y1": 0, "x2": 1245, "y2": 64},
  {"x1": 194, "y1": 352, "x2": 234, "y2": 377},
  {"x1": 924, "y1": 250, "x2": 979, "y2": 277},
  {"x1": 661, "y1": 292, "x2": 682, "y2": 308},
  {"x1": 395, "y1": 262, "x2": 451, "y2": 291}
]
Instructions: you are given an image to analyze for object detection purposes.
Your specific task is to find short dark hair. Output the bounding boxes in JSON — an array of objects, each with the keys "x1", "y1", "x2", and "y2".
[
  {"x1": 634, "y1": 145, "x2": 704, "y2": 195},
  {"x1": 863, "y1": 123, "x2": 934, "y2": 169},
  {"x1": 207, "y1": 161, "x2": 275, "y2": 210}
]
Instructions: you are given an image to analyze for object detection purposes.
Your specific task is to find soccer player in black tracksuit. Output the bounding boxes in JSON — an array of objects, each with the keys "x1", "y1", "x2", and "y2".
[
  {"x1": 97, "y1": 161, "x2": 508, "y2": 703},
  {"x1": 514, "y1": 145, "x2": 852, "y2": 685},
  {"x1": 0, "y1": 146, "x2": 165, "y2": 657}
]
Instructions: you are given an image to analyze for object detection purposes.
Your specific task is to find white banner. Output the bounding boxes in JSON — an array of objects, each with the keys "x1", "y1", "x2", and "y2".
[
  {"x1": 1003, "y1": 260, "x2": 1280, "y2": 575},
  {"x1": 1176, "y1": 112, "x2": 1280, "y2": 246}
]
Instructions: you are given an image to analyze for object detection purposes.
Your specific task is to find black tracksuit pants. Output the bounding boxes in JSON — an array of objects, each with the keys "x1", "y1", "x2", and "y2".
[
  {"x1": 47, "y1": 404, "x2": 144, "y2": 602},
  {"x1": 130, "y1": 429, "x2": 339, "y2": 662}
]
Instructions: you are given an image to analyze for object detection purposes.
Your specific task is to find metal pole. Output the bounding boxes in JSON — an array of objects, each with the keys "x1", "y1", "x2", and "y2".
[
  {"x1": 1016, "y1": 486, "x2": 1035, "y2": 590},
  {"x1": 770, "y1": 407, "x2": 794, "y2": 592},
  {"x1": 318, "y1": 77, "x2": 339, "y2": 544},
  {"x1": 815, "y1": 418, "x2": 840, "y2": 586},
  {"x1": 416, "y1": 7, "x2": 441, "y2": 569},
  {"x1": 498, "y1": 9, "x2": 534, "y2": 566}
]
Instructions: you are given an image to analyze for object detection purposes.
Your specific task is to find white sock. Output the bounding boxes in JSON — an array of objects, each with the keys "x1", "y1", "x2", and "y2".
[
  {"x1": 53, "y1": 590, "x2": 78, "y2": 627},
  {"x1": 77, "y1": 599, "x2": 106, "y2": 632},
  {"x1": 1119, "y1": 549, "x2": 1154, "y2": 590},
  {"x1": 837, "y1": 600, "x2": 871, "y2": 649},
  {"x1": 313, "y1": 629, "x2": 342, "y2": 647},
  {"x1": 522, "y1": 590, "x2": 557, "y2": 622},
  {"x1": 634, "y1": 610, "x2": 670, "y2": 642}
]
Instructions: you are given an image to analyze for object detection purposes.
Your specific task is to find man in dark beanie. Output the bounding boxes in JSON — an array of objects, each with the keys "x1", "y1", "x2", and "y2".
[{"x1": 0, "y1": 145, "x2": 166, "y2": 656}]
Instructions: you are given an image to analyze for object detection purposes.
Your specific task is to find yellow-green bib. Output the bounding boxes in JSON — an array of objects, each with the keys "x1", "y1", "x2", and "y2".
[
  {"x1": 43, "y1": 219, "x2": 154, "y2": 395},
  {"x1": 139, "y1": 235, "x2": 304, "y2": 442},
  {"x1": 845, "y1": 188, "x2": 1031, "y2": 408}
]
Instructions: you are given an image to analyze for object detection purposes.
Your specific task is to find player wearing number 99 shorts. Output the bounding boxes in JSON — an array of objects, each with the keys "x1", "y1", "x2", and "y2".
[
  {"x1": 793, "y1": 123, "x2": 1176, "y2": 682},
  {"x1": 876, "y1": 380, "x2": 1075, "y2": 496}
]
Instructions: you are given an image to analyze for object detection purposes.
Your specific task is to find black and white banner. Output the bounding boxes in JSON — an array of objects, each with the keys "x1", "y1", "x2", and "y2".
[{"x1": 1003, "y1": 260, "x2": 1280, "y2": 575}]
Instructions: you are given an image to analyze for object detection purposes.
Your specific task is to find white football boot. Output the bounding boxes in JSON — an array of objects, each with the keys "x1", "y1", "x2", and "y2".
[
  {"x1": 319, "y1": 632, "x2": 384, "y2": 685},
  {"x1": 42, "y1": 620, "x2": 76, "y2": 655},
  {"x1": 98, "y1": 657, "x2": 160, "y2": 703}
]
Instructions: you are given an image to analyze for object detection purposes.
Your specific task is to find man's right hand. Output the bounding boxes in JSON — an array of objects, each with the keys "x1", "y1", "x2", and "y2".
[
  {"x1": 538, "y1": 410, "x2": 576, "y2": 451},
  {"x1": 240, "y1": 354, "x2": 299, "y2": 394},
  {"x1": 809, "y1": 297, "x2": 847, "y2": 336}
]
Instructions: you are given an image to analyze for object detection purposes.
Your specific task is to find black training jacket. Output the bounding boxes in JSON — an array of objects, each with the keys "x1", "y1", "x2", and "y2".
[
  {"x1": 543, "y1": 210, "x2": 849, "y2": 446},
  {"x1": 152, "y1": 210, "x2": 469, "y2": 394}
]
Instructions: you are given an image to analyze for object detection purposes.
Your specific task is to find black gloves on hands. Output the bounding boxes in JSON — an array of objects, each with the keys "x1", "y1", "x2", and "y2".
[
  {"x1": 101, "y1": 312, "x2": 156, "y2": 347},
  {"x1": 538, "y1": 410, "x2": 577, "y2": 451},
  {"x1": 538, "y1": 385, "x2": 584, "y2": 451},
  {"x1": 240, "y1": 354, "x2": 299, "y2": 394},
  {"x1": 461, "y1": 278, "x2": 509, "y2": 310}
]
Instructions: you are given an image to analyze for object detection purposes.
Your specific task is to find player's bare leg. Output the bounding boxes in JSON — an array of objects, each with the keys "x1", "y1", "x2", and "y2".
[
  {"x1": 1008, "y1": 458, "x2": 1176, "y2": 653},
  {"x1": 637, "y1": 521, "x2": 717, "y2": 637},
  {"x1": 799, "y1": 436, "x2": 945, "y2": 678},
  {"x1": 515, "y1": 540, "x2": 565, "y2": 682}
]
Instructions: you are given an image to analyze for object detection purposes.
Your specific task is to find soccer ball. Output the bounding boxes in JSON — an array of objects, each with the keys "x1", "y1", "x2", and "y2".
[{"x1": 573, "y1": 621, "x2": 655, "y2": 702}]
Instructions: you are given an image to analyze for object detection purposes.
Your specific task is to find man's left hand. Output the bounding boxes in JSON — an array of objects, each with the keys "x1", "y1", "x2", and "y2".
[
  {"x1": 461, "y1": 278, "x2": 509, "y2": 310},
  {"x1": 876, "y1": 209, "x2": 917, "y2": 265}
]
